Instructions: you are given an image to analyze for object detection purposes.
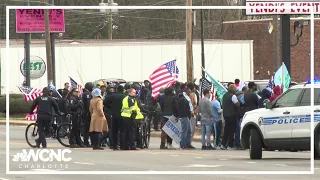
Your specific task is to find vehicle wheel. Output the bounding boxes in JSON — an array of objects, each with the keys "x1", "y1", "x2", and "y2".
[
  {"x1": 315, "y1": 131, "x2": 320, "y2": 159},
  {"x1": 56, "y1": 123, "x2": 71, "y2": 147},
  {"x1": 249, "y1": 128, "x2": 262, "y2": 159},
  {"x1": 25, "y1": 123, "x2": 39, "y2": 148}
]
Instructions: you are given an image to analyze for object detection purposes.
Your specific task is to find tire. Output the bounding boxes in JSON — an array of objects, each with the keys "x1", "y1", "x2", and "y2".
[
  {"x1": 139, "y1": 123, "x2": 145, "y2": 149},
  {"x1": 144, "y1": 123, "x2": 151, "y2": 149},
  {"x1": 315, "y1": 132, "x2": 320, "y2": 159},
  {"x1": 56, "y1": 123, "x2": 72, "y2": 147},
  {"x1": 249, "y1": 128, "x2": 262, "y2": 159},
  {"x1": 25, "y1": 123, "x2": 39, "y2": 148}
]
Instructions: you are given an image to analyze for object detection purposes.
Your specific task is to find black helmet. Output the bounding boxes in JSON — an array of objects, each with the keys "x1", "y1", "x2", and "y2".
[
  {"x1": 131, "y1": 83, "x2": 140, "y2": 91},
  {"x1": 124, "y1": 82, "x2": 132, "y2": 90},
  {"x1": 85, "y1": 82, "x2": 94, "y2": 92}
]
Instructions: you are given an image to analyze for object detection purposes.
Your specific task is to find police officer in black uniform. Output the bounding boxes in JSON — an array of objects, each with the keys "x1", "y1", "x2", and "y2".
[
  {"x1": 29, "y1": 87, "x2": 60, "y2": 148},
  {"x1": 82, "y1": 82, "x2": 93, "y2": 147},
  {"x1": 67, "y1": 88, "x2": 84, "y2": 148}
]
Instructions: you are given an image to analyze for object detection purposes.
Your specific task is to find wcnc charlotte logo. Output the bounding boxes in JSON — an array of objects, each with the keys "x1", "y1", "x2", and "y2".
[{"x1": 12, "y1": 149, "x2": 72, "y2": 169}]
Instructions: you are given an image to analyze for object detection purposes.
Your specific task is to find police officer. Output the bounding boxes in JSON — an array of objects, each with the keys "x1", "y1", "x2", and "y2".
[
  {"x1": 82, "y1": 82, "x2": 94, "y2": 147},
  {"x1": 67, "y1": 88, "x2": 84, "y2": 148},
  {"x1": 121, "y1": 88, "x2": 144, "y2": 150},
  {"x1": 58, "y1": 89, "x2": 69, "y2": 124},
  {"x1": 29, "y1": 87, "x2": 60, "y2": 148}
]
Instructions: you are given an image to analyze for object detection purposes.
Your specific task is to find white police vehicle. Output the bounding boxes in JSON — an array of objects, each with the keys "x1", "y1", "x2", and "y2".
[{"x1": 240, "y1": 81, "x2": 320, "y2": 159}]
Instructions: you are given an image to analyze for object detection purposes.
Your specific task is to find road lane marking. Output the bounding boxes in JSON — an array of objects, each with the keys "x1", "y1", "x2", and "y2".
[
  {"x1": 0, "y1": 177, "x2": 10, "y2": 180},
  {"x1": 0, "y1": 132, "x2": 6, "y2": 135},
  {"x1": 247, "y1": 162, "x2": 256, "y2": 164},
  {"x1": 74, "y1": 162, "x2": 95, "y2": 165},
  {"x1": 172, "y1": 155, "x2": 180, "y2": 157},
  {"x1": 219, "y1": 159, "x2": 227, "y2": 161},
  {"x1": 181, "y1": 164, "x2": 223, "y2": 168},
  {"x1": 195, "y1": 156, "x2": 203, "y2": 159},
  {"x1": 276, "y1": 164, "x2": 288, "y2": 167}
]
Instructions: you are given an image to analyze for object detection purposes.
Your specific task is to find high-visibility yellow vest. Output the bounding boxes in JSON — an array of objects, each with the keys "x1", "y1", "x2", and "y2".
[{"x1": 121, "y1": 96, "x2": 144, "y2": 120}]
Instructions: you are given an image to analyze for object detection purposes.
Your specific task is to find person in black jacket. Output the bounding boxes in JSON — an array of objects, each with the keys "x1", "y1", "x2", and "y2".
[
  {"x1": 58, "y1": 89, "x2": 69, "y2": 124},
  {"x1": 67, "y1": 88, "x2": 84, "y2": 148},
  {"x1": 172, "y1": 84, "x2": 194, "y2": 149},
  {"x1": 104, "y1": 85, "x2": 126, "y2": 150},
  {"x1": 29, "y1": 87, "x2": 60, "y2": 148},
  {"x1": 82, "y1": 82, "x2": 93, "y2": 147},
  {"x1": 159, "y1": 87, "x2": 174, "y2": 149},
  {"x1": 221, "y1": 84, "x2": 240, "y2": 150}
]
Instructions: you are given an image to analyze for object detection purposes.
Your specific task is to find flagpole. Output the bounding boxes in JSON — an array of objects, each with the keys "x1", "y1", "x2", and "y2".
[
  {"x1": 282, "y1": 62, "x2": 285, "y2": 89},
  {"x1": 173, "y1": 59, "x2": 177, "y2": 81}
]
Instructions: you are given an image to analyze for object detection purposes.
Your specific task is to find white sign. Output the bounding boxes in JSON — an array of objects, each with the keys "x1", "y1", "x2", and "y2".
[
  {"x1": 162, "y1": 117, "x2": 182, "y2": 144},
  {"x1": 246, "y1": 1, "x2": 320, "y2": 15},
  {"x1": 12, "y1": 149, "x2": 72, "y2": 162}
]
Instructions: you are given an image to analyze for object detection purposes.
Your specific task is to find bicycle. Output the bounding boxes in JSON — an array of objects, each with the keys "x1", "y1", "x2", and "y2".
[
  {"x1": 25, "y1": 114, "x2": 65, "y2": 148},
  {"x1": 56, "y1": 114, "x2": 85, "y2": 147},
  {"x1": 137, "y1": 110, "x2": 153, "y2": 149}
]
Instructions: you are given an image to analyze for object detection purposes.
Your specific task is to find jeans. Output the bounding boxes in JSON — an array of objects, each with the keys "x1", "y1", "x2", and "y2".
[
  {"x1": 201, "y1": 120, "x2": 213, "y2": 146},
  {"x1": 180, "y1": 117, "x2": 191, "y2": 147},
  {"x1": 234, "y1": 118, "x2": 242, "y2": 147},
  {"x1": 213, "y1": 120, "x2": 222, "y2": 147}
]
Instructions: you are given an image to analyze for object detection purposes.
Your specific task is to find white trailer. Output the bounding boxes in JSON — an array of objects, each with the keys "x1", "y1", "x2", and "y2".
[{"x1": 0, "y1": 39, "x2": 253, "y2": 94}]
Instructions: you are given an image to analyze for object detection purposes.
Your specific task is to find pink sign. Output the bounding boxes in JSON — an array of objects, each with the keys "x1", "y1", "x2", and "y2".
[{"x1": 16, "y1": 9, "x2": 65, "y2": 33}]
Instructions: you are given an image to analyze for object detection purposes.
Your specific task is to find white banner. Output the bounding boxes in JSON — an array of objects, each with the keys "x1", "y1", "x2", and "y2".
[
  {"x1": 162, "y1": 116, "x2": 182, "y2": 145},
  {"x1": 246, "y1": 1, "x2": 320, "y2": 15}
]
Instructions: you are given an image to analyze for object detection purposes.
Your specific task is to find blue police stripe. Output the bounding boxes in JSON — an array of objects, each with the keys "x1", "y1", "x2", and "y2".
[{"x1": 261, "y1": 115, "x2": 320, "y2": 125}]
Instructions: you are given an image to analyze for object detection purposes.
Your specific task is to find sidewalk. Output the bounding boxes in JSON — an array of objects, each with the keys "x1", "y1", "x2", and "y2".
[{"x1": 0, "y1": 119, "x2": 206, "y2": 142}]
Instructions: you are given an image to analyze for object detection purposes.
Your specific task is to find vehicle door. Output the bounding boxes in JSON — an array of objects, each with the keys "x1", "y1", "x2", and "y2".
[
  {"x1": 292, "y1": 87, "x2": 320, "y2": 148},
  {"x1": 263, "y1": 88, "x2": 303, "y2": 141}
]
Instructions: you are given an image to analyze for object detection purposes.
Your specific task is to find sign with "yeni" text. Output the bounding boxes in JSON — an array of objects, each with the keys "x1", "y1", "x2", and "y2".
[
  {"x1": 20, "y1": 56, "x2": 46, "y2": 80},
  {"x1": 16, "y1": 9, "x2": 65, "y2": 33},
  {"x1": 245, "y1": 0, "x2": 320, "y2": 15}
]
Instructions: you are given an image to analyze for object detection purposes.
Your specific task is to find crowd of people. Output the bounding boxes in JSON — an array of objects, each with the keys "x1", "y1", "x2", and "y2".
[{"x1": 29, "y1": 77, "x2": 291, "y2": 151}]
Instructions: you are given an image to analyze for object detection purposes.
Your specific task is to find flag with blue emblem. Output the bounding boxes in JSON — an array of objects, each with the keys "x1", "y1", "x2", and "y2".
[{"x1": 149, "y1": 60, "x2": 179, "y2": 98}]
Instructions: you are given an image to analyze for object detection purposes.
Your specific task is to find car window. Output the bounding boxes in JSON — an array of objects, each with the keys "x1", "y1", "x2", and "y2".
[
  {"x1": 298, "y1": 88, "x2": 320, "y2": 106},
  {"x1": 274, "y1": 89, "x2": 303, "y2": 108}
]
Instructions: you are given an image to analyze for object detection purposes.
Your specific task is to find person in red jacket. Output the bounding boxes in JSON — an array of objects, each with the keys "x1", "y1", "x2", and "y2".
[{"x1": 269, "y1": 85, "x2": 282, "y2": 102}]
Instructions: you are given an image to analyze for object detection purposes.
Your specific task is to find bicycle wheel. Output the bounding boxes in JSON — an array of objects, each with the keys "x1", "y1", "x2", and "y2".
[
  {"x1": 25, "y1": 123, "x2": 39, "y2": 148},
  {"x1": 144, "y1": 122, "x2": 151, "y2": 149},
  {"x1": 138, "y1": 123, "x2": 145, "y2": 149},
  {"x1": 56, "y1": 123, "x2": 72, "y2": 147}
]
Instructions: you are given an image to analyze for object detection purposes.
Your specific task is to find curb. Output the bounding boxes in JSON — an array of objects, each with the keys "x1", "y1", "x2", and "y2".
[{"x1": 0, "y1": 121, "x2": 32, "y2": 126}]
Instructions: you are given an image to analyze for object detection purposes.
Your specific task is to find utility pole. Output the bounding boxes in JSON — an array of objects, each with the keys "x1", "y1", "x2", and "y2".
[
  {"x1": 44, "y1": 2, "x2": 53, "y2": 85},
  {"x1": 200, "y1": 0, "x2": 205, "y2": 78},
  {"x1": 107, "y1": 0, "x2": 113, "y2": 40},
  {"x1": 49, "y1": 0, "x2": 56, "y2": 85},
  {"x1": 24, "y1": 0, "x2": 31, "y2": 87},
  {"x1": 273, "y1": 15, "x2": 279, "y2": 72},
  {"x1": 280, "y1": 15, "x2": 291, "y2": 75},
  {"x1": 186, "y1": 0, "x2": 193, "y2": 83}
]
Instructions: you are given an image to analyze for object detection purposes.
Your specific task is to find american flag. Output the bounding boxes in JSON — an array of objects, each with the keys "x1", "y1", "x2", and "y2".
[
  {"x1": 26, "y1": 106, "x2": 38, "y2": 120},
  {"x1": 200, "y1": 77, "x2": 214, "y2": 100},
  {"x1": 149, "y1": 60, "x2": 179, "y2": 98},
  {"x1": 17, "y1": 86, "x2": 43, "y2": 101},
  {"x1": 70, "y1": 77, "x2": 83, "y2": 95}
]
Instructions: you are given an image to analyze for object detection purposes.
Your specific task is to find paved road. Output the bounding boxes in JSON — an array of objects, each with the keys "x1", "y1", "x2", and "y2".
[{"x1": 0, "y1": 125, "x2": 319, "y2": 180}]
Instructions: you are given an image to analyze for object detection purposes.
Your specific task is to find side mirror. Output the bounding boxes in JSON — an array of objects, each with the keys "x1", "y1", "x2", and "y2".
[
  {"x1": 263, "y1": 99, "x2": 270, "y2": 107},
  {"x1": 266, "y1": 102, "x2": 273, "y2": 109}
]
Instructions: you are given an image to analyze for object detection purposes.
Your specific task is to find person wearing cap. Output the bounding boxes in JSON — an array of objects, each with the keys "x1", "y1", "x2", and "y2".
[
  {"x1": 139, "y1": 80, "x2": 151, "y2": 104},
  {"x1": 67, "y1": 88, "x2": 84, "y2": 148},
  {"x1": 89, "y1": 88, "x2": 108, "y2": 150},
  {"x1": 29, "y1": 87, "x2": 60, "y2": 148},
  {"x1": 121, "y1": 88, "x2": 144, "y2": 150}
]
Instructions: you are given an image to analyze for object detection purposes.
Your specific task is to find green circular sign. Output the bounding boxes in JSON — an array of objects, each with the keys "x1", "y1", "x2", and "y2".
[{"x1": 20, "y1": 56, "x2": 46, "y2": 80}]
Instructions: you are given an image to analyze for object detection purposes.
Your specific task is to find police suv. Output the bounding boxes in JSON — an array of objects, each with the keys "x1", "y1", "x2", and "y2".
[{"x1": 240, "y1": 82, "x2": 320, "y2": 159}]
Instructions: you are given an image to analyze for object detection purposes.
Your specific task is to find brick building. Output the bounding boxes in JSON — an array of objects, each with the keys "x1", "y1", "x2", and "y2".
[{"x1": 222, "y1": 18, "x2": 320, "y2": 82}]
